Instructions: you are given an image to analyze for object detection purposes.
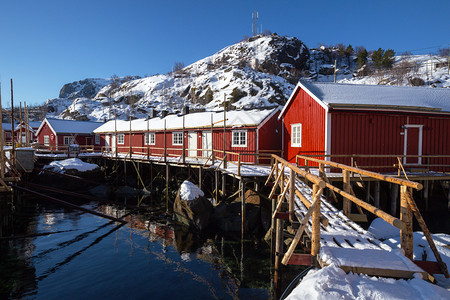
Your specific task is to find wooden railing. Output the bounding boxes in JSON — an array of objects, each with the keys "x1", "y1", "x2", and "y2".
[
  {"x1": 268, "y1": 154, "x2": 449, "y2": 277},
  {"x1": 296, "y1": 154, "x2": 450, "y2": 173},
  {"x1": 100, "y1": 145, "x2": 281, "y2": 176},
  {"x1": 33, "y1": 144, "x2": 102, "y2": 155}
]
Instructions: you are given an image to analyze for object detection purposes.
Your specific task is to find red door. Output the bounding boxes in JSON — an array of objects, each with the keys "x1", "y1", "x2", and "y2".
[{"x1": 403, "y1": 125, "x2": 423, "y2": 165}]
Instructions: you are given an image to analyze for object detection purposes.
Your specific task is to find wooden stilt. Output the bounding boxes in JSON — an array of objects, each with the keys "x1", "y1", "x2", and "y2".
[
  {"x1": 274, "y1": 217, "x2": 284, "y2": 300},
  {"x1": 198, "y1": 167, "x2": 202, "y2": 190},
  {"x1": 215, "y1": 170, "x2": 219, "y2": 204},
  {"x1": 391, "y1": 184, "x2": 399, "y2": 216},
  {"x1": 423, "y1": 180, "x2": 429, "y2": 211},
  {"x1": 311, "y1": 184, "x2": 322, "y2": 257},
  {"x1": 222, "y1": 173, "x2": 226, "y2": 201},
  {"x1": 342, "y1": 170, "x2": 351, "y2": 216},
  {"x1": 166, "y1": 164, "x2": 169, "y2": 212},
  {"x1": 400, "y1": 186, "x2": 413, "y2": 259},
  {"x1": 375, "y1": 181, "x2": 380, "y2": 208},
  {"x1": 241, "y1": 179, "x2": 246, "y2": 238}
]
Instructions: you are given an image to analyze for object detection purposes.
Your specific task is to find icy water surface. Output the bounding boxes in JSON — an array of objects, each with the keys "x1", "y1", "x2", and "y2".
[{"x1": 0, "y1": 196, "x2": 271, "y2": 299}]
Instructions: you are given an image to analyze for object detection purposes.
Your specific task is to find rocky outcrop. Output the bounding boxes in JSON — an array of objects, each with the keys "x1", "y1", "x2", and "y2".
[{"x1": 173, "y1": 181, "x2": 213, "y2": 231}]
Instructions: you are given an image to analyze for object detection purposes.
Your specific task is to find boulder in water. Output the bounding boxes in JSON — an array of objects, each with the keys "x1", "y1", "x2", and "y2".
[{"x1": 173, "y1": 181, "x2": 213, "y2": 231}]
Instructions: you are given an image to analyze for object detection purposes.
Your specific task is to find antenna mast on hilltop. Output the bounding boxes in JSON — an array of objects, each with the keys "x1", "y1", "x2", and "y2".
[{"x1": 252, "y1": 11, "x2": 259, "y2": 36}]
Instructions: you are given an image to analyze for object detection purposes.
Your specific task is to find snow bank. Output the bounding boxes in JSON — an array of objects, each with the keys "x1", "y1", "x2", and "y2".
[
  {"x1": 43, "y1": 158, "x2": 99, "y2": 173},
  {"x1": 287, "y1": 264, "x2": 450, "y2": 300},
  {"x1": 368, "y1": 217, "x2": 400, "y2": 240},
  {"x1": 179, "y1": 180, "x2": 204, "y2": 201}
]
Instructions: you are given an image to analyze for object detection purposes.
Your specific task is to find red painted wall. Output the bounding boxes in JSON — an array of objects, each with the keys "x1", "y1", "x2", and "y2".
[
  {"x1": 37, "y1": 122, "x2": 57, "y2": 147},
  {"x1": 258, "y1": 110, "x2": 282, "y2": 164},
  {"x1": 281, "y1": 88, "x2": 326, "y2": 163},
  {"x1": 330, "y1": 110, "x2": 450, "y2": 172}
]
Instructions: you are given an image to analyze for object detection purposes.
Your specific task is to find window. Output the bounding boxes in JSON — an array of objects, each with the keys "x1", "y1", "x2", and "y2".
[
  {"x1": 44, "y1": 135, "x2": 50, "y2": 146},
  {"x1": 95, "y1": 134, "x2": 100, "y2": 145},
  {"x1": 145, "y1": 133, "x2": 155, "y2": 145},
  {"x1": 63, "y1": 136, "x2": 74, "y2": 145},
  {"x1": 117, "y1": 134, "x2": 125, "y2": 144},
  {"x1": 172, "y1": 132, "x2": 183, "y2": 145},
  {"x1": 291, "y1": 123, "x2": 302, "y2": 147},
  {"x1": 232, "y1": 131, "x2": 247, "y2": 147}
]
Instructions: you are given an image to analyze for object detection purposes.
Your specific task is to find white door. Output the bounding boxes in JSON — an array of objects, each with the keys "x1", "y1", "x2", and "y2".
[
  {"x1": 105, "y1": 135, "x2": 111, "y2": 151},
  {"x1": 403, "y1": 125, "x2": 423, "y2": 165},
  {"x1": 188, "y1": 132, "x2": 197, "y2": 157},
  {"x1": 202, "y1": 131, "x2": 212, "y2": 158}
]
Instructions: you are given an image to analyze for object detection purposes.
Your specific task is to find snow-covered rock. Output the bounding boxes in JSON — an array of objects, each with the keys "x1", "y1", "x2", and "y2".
[{"x1": 43, "y1": 158, "x2": 99, "y2": 173}]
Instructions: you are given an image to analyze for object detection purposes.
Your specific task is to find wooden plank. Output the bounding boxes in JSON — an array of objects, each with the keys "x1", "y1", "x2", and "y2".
[
  {"x1": 338, "y1": 265, "x2": 427, "y2": 279},
  {"x1": 349, "y1": 213, "x2": 368, "y2": 223},
  {"x1": 275, "y1": 212, "x2": 289, "y2": 220}
]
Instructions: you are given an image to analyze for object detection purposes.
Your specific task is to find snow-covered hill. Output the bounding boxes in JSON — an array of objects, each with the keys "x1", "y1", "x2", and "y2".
[{"x1": 44, "y1": 34, "x2": 450, "y2": 121}]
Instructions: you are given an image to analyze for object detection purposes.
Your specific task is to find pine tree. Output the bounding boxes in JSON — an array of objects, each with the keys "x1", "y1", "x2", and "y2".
[
  {"x1": 382, "y1": 49, "x2": 395, "y2": 69},
  {"x1": 356, "y1": 48, "x2": 368, "y2": 68},
  {"x1": 371, "y1": 48, "x2": 385, "y2": 68}
]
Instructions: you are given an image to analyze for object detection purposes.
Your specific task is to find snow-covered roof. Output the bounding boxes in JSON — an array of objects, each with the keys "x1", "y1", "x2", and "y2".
[
  {"x1": 94, "y1": 108, "x2": 278, "y2": 133},
  {"x1": 280, "y1": 81, "x2": 450, "y2": 117},
  {"x1": 37, "y1": 118, "x2": 103, "y2": 135},
  {"x1": 1, "y1": 123, "x2": 18, "y2": 131}
]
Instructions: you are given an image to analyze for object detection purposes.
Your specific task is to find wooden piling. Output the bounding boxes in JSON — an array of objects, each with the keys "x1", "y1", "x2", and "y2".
[
  {"x1": 342, "y1": 170, "x2": 351, "y2": 216},
  {"x1": 311, "y1": 184, "x2": 322, "y2": 256},
  {"x1": 166, "y1": 164, "x2": 169, "y2": 212},
  {"x1": 391, "y1": 184, "x2": 399, "y2": 216},
  {"x1": 400, "y1": 186, "x2": 413, "y2": 259},
  {"x1": 274, "y1": 217, "x2": 284, "y2": 300},
  {"x1": 241, "y1": 179, "x2": 246, "y2": 239}
]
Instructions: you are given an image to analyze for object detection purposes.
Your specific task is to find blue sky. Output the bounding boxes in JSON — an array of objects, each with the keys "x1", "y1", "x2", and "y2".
[{"x1": 0, "y1": 0, "x2": 449, "y2": 106}]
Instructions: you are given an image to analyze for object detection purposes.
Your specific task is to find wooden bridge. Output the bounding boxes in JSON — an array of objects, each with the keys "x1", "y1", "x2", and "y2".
[{"x1": 266, "y1": 155, "x2": 449, "y2": 298}]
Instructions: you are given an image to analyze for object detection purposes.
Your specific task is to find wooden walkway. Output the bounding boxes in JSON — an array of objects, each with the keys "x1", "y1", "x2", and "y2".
[{"x1": 267, "y1": 155, "x2": 449, "y2": 296}]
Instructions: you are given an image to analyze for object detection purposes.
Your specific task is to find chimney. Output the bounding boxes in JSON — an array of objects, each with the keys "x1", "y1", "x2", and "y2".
[
  {"x1": 182, "y1": 106, "x2": 189, "y2": 115},
  {"x1": 149, "y1": 108, "x2": 158, "y2": 119}
]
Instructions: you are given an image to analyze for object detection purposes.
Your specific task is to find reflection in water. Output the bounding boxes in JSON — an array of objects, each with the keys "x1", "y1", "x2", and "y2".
[{"x1": 0, "y1": 195, "x2": 270, "y2": 299}]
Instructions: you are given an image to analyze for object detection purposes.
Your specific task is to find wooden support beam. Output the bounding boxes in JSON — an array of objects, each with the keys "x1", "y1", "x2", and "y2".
[
  {"x1": 325, "y1": 182, "x2": 403, "y2": 230},
  {"x1": 404, "y1": 188, "x2": 450, "y2": 278},
  {"x1": 375, "y1": 181, "x2": 380, "y2": 208},
  {"x1": 400, "y1": 186, "x2": 413, "y2": 260},
  {"x1": 391, "y1": 184, "x2": 399, "y2": 216},
  {"x1": 311, "y1": 184, "x2": 321, "y2": 256},
  {"x1": 282, "y1": 187, "x2": 323, "y2": 265},
  {"x1": 342, "y1": 170, "x2": 352, "y2": 217},
  {"x1": 289, "y1": 168, "x2": 295, "y2": 222},
  {"x1": 274, "y1": 217, "x2": 284, "y2": 300},
  {"x1": 241, "y1": 179, "x2": 246, "y2": 238}
]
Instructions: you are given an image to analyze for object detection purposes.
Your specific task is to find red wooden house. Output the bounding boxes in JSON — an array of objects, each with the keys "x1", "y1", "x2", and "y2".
[
  {"x1": 14, "y1": 121, "x2": 41, "y2": 144},
  {"x1": 36, "y1": 118, "x2": 103, "y2": 149},
  {"x1": 1, "y1": 123, "x2": 16, "y2": 144},
  {"x1": 279, "y1": 81, "x2": 450, "y2": 172},
  {"x1": 93, "y1": 108, "x2": 281, "y2": 164}
]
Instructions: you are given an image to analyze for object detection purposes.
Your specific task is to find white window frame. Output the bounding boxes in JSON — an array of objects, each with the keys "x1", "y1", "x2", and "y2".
[
  {"x1": 44, "y1": 135, "x2": 50, "y2": 146},
  {"x1": 145, "y1": 132, "x2": 155, "y2": 145},
  {"x1": 172, "y1": 132, "x2": 183, "y2": 145},
  {"x1": 117, "y1": 134, "x2": 125, "y2": 145},
  {"x1": 232, "y1": 130, "x2": 247, "y2": 147},
  {"x1": 95, "y1": 134, "x2": 100, "y2": 145},
  {"x1": 291, "y1": 123, "x2": 302, "y2": 147},
  {"x1": 63, "y1": 136, "x2": 74, "y2": 145}
]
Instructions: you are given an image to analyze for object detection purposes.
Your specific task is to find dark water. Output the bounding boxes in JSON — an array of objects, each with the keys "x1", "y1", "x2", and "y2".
[{"x1": 0, "y1": 195, "x2": 271, "y2": 299}]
